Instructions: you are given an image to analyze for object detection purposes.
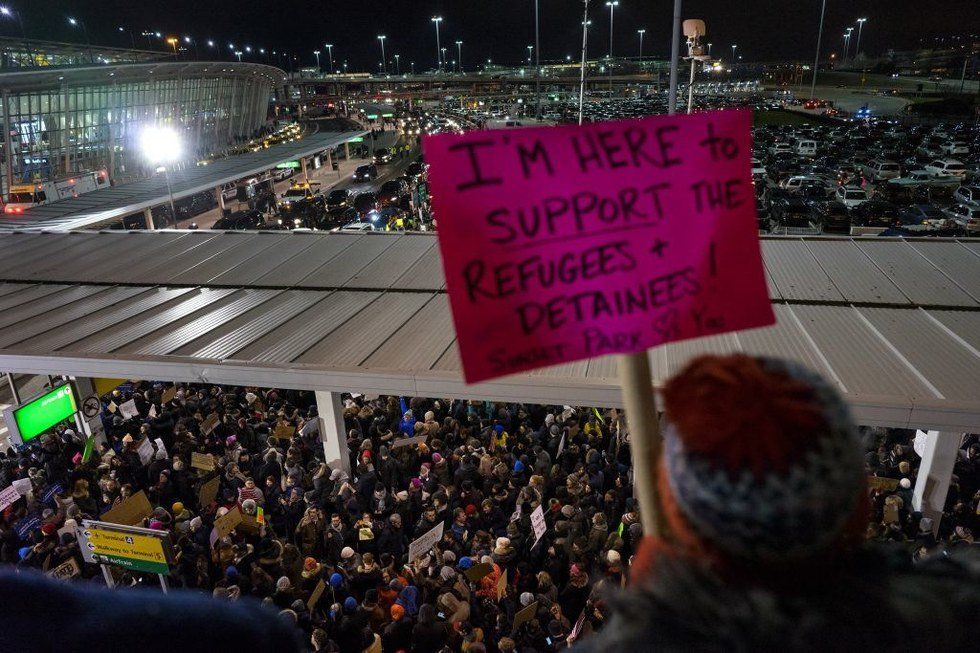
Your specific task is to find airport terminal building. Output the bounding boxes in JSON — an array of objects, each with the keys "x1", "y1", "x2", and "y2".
[{"x1": 1, "y1": 44, "x2": 285, "y2": 196}]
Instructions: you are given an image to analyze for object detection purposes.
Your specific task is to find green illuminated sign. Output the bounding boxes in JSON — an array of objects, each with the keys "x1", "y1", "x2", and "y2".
[
  {"x1": 7, "y1": 384, "x2": 78, "y2": 445},
  {"x1": 350, "y1": 137, "x2": 364, "y2": 143},
  {"x1": 276, "y1": 161, "x2": 300, "y2": 169},
  {"x1": 381, "y1": 112, "x2": 394, "y2": 118},
  {"x1": 366, "y1": 114, "x2": 379, "y2": 120}
]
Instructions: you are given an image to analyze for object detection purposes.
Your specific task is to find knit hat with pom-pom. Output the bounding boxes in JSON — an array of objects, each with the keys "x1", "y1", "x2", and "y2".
[{"x1": 659, "y1": 355, "x2": 866, "y2": 565}]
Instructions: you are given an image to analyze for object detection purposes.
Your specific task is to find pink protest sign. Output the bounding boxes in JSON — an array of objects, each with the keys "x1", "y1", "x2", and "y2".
[{"x1": 423, "y1": 109, "x2": 774, "y2": 384}]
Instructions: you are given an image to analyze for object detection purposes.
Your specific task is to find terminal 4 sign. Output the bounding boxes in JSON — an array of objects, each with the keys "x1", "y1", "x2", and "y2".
[
  {"x1": 2, "y1": 383, "x2": 78, "y2": 446},
  {"x1": 78, "y1": 520, "x2": 174, "y2": 575}
]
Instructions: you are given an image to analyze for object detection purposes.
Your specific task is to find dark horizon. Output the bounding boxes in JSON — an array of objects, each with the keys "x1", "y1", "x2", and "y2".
[{"x1": 4, "y1": 1, "x2": 978, "y2": 71}]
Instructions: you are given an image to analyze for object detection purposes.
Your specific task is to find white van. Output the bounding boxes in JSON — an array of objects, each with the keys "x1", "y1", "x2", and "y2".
[
  {"x1": 861, "y1": 160, "x2": 902, "y2": 181},
  {"x1": 795, "y1": 139, "x2": 818, "y2": 157},
  {"x1": 924, "y1": 159, "x2": 967, "y2": 179}
]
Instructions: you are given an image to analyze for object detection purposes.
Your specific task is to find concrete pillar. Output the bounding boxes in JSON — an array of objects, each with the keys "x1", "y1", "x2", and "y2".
[
  {"x1": 912, "y1": 431, "x2": 962, "y2": 535},
  {"x1": 344, "y1": 142, "x2": 350, "y2": 160},
  {"x1": 143, "y1": 207, "x2": 155, "y2": 231},
  {"x1": 315, "y1": 391, "x2": 350, "y2": 474},
  {"x1": 216, "y1": 186, "x2": 226, "y2": 212},
  {"x1": 300, "y1": 156, "x2": 308, "y2": 182}
]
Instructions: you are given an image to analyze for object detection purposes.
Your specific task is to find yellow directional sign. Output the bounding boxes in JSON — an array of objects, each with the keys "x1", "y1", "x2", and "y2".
[{"x1": 79, "y1": 521, "x2": 173, "y2": 574}]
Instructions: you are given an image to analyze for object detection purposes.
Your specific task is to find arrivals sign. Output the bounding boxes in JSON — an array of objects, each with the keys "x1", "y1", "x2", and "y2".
[
  {"x1": 423, "y1": 110, "x2": 774, "y2": 383},
  {"x1": 78, "y1": 520, "x2": 174, "y2": 575}
]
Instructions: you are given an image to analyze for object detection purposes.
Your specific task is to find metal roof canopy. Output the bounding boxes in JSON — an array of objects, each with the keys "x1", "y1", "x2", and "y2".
[
  {"x1": 0, "y1": 232, "x2": 976, "y2": 431},
  {"x1": 0, "y1": 130, "x2": 366, "y2": 233}
]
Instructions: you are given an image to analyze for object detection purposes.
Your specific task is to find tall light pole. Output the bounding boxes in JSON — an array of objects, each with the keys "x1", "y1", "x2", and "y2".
[
  {"x1": 637, "y1": 28, "x2": 645, "y2": 60},
  {"x1": 394, "y1": 53, "x2": 400, "y2": 75},
  {"x1": 854, "y1": 17, "x2": 867, "y2": 59},
  {"x1": 411, "y1": 61, "x2": 415, "y2": 74},
  {"x1": 730, "y1": 43, "x2": 737, "y2": 63},
  {"x1": 67, "y1": 16, "x2": 94, "y2": 63},
  {"x1": 707, "y1": 42, "x2": 712, "y2": 57},
  {"x1": 527, "y1": 44, "x2": 533, "y2": 64},
  {"x1": 810, "y1": 0, "x2": 827, "y2": 99},
  {"x1": 605, "y1": 1, "x2": 618, "y2": 58},
  {"x1": 324, "y1": 44, "x2": 334, "y2": 73},
  {"x1": 579, "y1": 1, "x2": 591, "y2": 125},
  {"x1": 184, "y1": 36, "x2": 198, "y2": 59},
  {"x1": 456, "y1": 40, "x2": 462, "y2": 73},
  {"x1": 843, "y1": 28, "x2": 853, "y2": 61},
  {"x1": 431, "y1": 16, "x2": 443, "y2": 71},
  {"x1": 313, "y1": 49, "x2": 320, "y2": 72},
  {"x1": 377, "y1": 35, "x2": 387, "y2": 73}
]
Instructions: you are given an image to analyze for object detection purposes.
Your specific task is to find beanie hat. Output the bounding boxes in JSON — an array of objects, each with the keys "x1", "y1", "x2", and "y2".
[
  {"x1": 343, "y1": 596, "x2": 357, "y2": 613},
  {"x1": 391, "y1": 604, "x2": 406, "y2": 621},
  {"x1": 520, "y1": 591, "x2": 534, "y2": 606},
  {"x1": 560, "y1": 505, "x2": 575, "y2": 518},
  {"x1": 330, "y1": 572, "x2": 343, "y2": 588},
  {"x1": 659, "y1": 355, "x2": 866, "y2": 564},
  {"x1": 172, "y1": 502, "x2": 184, "y2": 514},
  {"x1": 341, "y1": 546, "x2": 355, "y2": 560},
  {"x1": 304, "y1": 557, "x2": 318, "y2": 572},
  {"x1": 41, "y1": 523, "x2": 57, "y2": 537},
  {"x1": 276, "y1": 576, "x2": 291, "y2": 592},
  {"x1": 513, "y1": 461, "x2": 525, "y2": 473},
  {"x1": 226, "y1": 566, "x2": 239, "y2": 579},
  {"x1": 432, "y1": 453, "x2": 442, "y2": 464},
  {"x1": 899, "y1": 478, "x2": 911, "y2": 489},
  {"x1": 122, "y1": 434, "x2": 134, "y2": 443},
  {"x1": 459, "y1": 556, "x2": 474, "y2": 570}
]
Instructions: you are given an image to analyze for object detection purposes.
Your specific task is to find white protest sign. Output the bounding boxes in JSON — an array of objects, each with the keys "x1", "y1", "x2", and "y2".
[
  {"x1": 510, "y1": 505, "x2": 522, "y2": 523},
  {"x1": 148, "y1": 404, "x2": 158, "y2": 419},
  {"x1": 556, "y1": 433, "x2": 566, "y2": 459},
  {"x1": 136, "y1": 438, "x2": 155, "y2": 465},
  {"x1": 118, "y1": 399, "x2": 139, "y2": 420},
  {"x1": 408, "y1": 521, "x2": 444, "y2": 562},
  {"x1": 0, "y1": 485, "x2": 21, "y2": 511},
  {"x1": 47, "y1": 558, "x2": 81, "y2": 580},
  {"x1": 530, "y1": 504, "x2": 547, "y2": 546},
  {"x1": 12, "y1": 478, "x2": 33, "y2": 498},
  {"x1": 154, "y1": 438, "x2": 168, "y2": 459}
]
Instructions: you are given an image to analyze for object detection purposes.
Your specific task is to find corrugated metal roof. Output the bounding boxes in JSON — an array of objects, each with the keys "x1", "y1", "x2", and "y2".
[{"x1": 0, "y1": 233, "x2": 975, "y2": 431}]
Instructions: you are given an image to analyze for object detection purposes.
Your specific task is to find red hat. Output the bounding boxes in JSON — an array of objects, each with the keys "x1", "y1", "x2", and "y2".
[
  {"x1": 391, "y1": 604, "x2": 405, "y2": 621},
  {"x1": 464, "y1": 504, "x2": 477, "y2": 516},
  {"x1": 41, "y1": 523, "x2": 57, "y2": 537},
  {"x1": 304, "y1": 557, "x2": 318, "y2": 572}
]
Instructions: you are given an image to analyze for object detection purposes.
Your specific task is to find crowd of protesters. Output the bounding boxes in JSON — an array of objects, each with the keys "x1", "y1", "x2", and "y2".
[{"x1": 0, "y1": 365, "x2": 978, "y2": 651}]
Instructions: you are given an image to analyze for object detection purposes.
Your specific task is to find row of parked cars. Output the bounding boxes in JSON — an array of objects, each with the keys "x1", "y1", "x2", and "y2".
[{"x1": 752, "y1": 119, "x2": 980, "y2": 235}]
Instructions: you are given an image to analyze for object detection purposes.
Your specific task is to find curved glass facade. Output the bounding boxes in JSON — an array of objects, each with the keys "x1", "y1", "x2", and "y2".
[{"x1": 1, "y1": 62, "x2": 285, "y2": 196}]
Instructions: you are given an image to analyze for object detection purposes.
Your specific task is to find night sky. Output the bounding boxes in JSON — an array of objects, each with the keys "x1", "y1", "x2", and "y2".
[{"x1": 10, "y1": 1, "x2": 979, "y2": 71}]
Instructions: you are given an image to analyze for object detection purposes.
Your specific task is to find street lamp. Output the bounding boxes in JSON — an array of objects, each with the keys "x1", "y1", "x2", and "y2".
[
  {"x1": 431, "y1": 16, "x2": 443, "y2": 71},
  {"x1": 411, "y1": 61, "x2": 415, "y2": 74},
  {"x1": 843, "y1": 28, "x2": 853, "y2": 60},
  {"x1": 456, "y1": 40, "x2": 462, "y2": 73},
  {"x1": 67, "y1": 16, "x2": 94, "y2": 62},
  {"x1": 166, "y1": 37, "x2": 179, "y2": 57},
  {"x1": 854, "y1": 17, "x2": 867, "y2": 58},
  {"x1": 184, "y1": 35, "x2": 199, "y2": 59},
  {"x1": 234, "y1": 50, "x2": 243, "y2": 62},
  {"x1": 605, "y1": 1, "x2": 618, "y2": 58},
  {"x1": 707, "y1": 42, "x2": 712, "y2": 57},
  {"x1": 324, "y1": 44, "x2": 334, "y2": 73},
  {"x1": 313, "y1": 49, "x2": 320, "y2": 72},
  {"x1": 377, "y1": 35, "x2": 387, "y2": 73},
  {"x1": 637, "y1": 29, "x2": 645, "y2": 60},
  {"x1": 441, "y1": 47, "x2": 447, "y2": 71},
  {"x1": 810, "y1": 0, "x2": 827, "y2": 99},
  {"x1": 527, "y1": 44, "x2": 533, "y2": 64},
  {"x1": 207, "y1": 39, "x2": 215, "y2": 48},
  {"x1": 116, "y1": 25, "x2": 137, "y2": 49},
  {"x1": 140, "y1": 125, "x2": 182, "y2": 228},
  {"x1": 731, "y1": 43, "x2": 737, "y2": 62}
]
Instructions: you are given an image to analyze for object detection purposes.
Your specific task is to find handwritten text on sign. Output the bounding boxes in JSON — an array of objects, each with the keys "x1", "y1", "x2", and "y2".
[{"x1": 423, "y1": 110, "x2": 774, "y2": 383}]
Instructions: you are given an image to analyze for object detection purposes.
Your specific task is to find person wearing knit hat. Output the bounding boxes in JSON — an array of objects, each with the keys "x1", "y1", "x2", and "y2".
[
  {"x1": 570, "y1": 354, "x2": 980, "y2": 652},
  {"x1": 302, "y1": 557, "x2": 321, "y2": 578},
  {"x1": 340, "y1": 546, "x2": 355, "y2": 560},
  {"x1": 329, "y1": 573, "x2": 344, "y2": 589},
  {"x1": 390, "y1": 603, "x2": 405, "y2": 621}
]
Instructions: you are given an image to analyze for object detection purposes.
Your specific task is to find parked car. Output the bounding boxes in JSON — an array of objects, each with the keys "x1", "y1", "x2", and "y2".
[
  {"x1": 352, "y1": 192, "x2": 379, "y2": 215},
  {"x1": 834, "y1": 185, "x2": 869, "y2": 208},
  {"x1": 898, "y1": 204, "x2": 951, "y2": 231},
  {"x1": 811, "y1": 201, "x2": 851, "y2": 233},
  {"x1": 942, "y1": 204, "x2": 980, "y2": 233},
  {"x1": 212, "y1": 210, "x2": 265, "y2": 230},
  {"x1": 373, "y1": 148, "x2": 394, "y2": 165},
  {"x1": 860, "y1": 159, "x2": 902, "y2": 181},
  {"x1": 339, "y1": 221, "x2": 379, "y2": 232},
  {"x1": 770, "y1": 197, "x2": 812, "y2": 229},
  {"x1": 378, "y1": 179, "x2": 409, "y2": 207},
  {"x1": 940, "y1": 141, "x2": 969, "y2": 157},
  {"x1": 850, "y1": 200, "x2": 899, "y2": 228},
  {"x1": 952, "y1": 185, "x2": 980, "y2": 208},
  {"x1": 353, "y1": 164, "x2": 378, "y2": 182},
  {"x1": 924, "y1": 159, "x2": 967, "y2": 179}
]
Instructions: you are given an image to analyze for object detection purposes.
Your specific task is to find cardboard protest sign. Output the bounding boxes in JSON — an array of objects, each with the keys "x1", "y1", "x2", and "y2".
[
  {"x1": 868, "y1": 476, "x2": 900, "y2": 492},
  {"x1": 148, "y1": 404, "x2": 158, "y2": 419},
  {"x1": 101, "y1": 490, "x2": 153, "y2": 526},
  {"x1": 513, "y1": 600, "x2": 538, "y2": 631},
  {"x1": 118, "y1": 399, "x2": 139, "y2": 420},
  {"x1": 408, "y1": 521, "x2": 444, "y2": 562},
  {"x1": 390, "y1": 434, "x2": 428, "y2": 450},
  {"x1": 464, "y1": 561, "x2": 494, "y2": 582},
  {"x1": 0, "y1": 485, "x2": 21, "y2": 511},
  {"x1": 496, "y1": 569, "x2": 508, "y2": 601},
  {"x1": 274, "y1": 422, "x2": 296, "y2": 441},
  {"x1": 198, "y1": 476, "x2": 220, "y2": 508},
  {"x1": 530, "y1": 504, "x2": 547, "y2": 546},
  {"x1": 423, "y1": 110, "x2": 774, "y2": 383},
  {"x1": 107, "y1": 401, "x2": 118, "y2": 414},
  {"x1": 201, "y1": 413, "x2": 220, "y2": 436},
  {"x1": 237, "y1": 512, "x2": 261, "y2": 535},
  {"x1": 213, "y1": 507, "x2": 243, "y2": 539},
  {"x1": 307, "y1": 579, "x2": 326, "y2": 611},
  {"x1": 191, "y1": 452, "x2": 216, "y2": 471},
  {"x1": 161, "y1": 386, "x2": 177, "y2": 405}
]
